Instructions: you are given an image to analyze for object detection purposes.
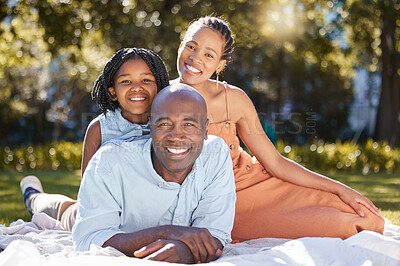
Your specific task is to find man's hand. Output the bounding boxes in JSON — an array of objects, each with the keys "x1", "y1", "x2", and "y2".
[
  {"x1": 165, "y1": 226, "x2": 222, "y2": 263},
  {"x1": 102, "y1": 225, "x2": 222, "y2": 262},
  {"x1": 134, "y1": 239, "x2": 194, "y2": 264}
]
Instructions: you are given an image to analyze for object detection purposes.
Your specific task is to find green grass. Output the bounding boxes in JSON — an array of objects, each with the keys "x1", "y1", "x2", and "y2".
[
  {"x1": 0, "y1": 171, "x2": 399, "y2": 226},
  {"x1": 325, "y1": 171, "x2": 400, "y2": 225},
  {"x1": 0, "y1": 170, "x2": 81, "y2": 225}
]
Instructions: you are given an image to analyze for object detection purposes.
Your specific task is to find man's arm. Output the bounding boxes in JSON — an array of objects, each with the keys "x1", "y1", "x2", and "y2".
[
  {"x1": 73, "y1": 150, "x2": 207, "y2": 262},
  {"x1": 103, "y1": 148, "x2": 230, "y2": 263},
  {"x1": 103, "y1": 226, "x2": 194, "y2": 263},
  {"x1": 190, "y1": 137, "x2": 236, "y2": 246},
  {"x1": 106, "y1": 225, "x2": 222, "y2": 263},
  {"x1": 73, "y1": 149, "x2": 169, "y2": 253},
  {"x1": 150, "y1": 137, "x2": 235, "y2": 263},
  {"x1": 156, "y1": 137, "x2": 234, "y2": 263}
]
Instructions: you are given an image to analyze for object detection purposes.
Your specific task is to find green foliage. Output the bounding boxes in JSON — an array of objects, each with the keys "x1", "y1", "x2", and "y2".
[
  {"x1": 276, "y1": 138, "x2": 400, "y2": 174},
  {"x1": 1, "y1": 142, "x2": 82, "y2": 172},
  {"x1": 1, "y1": 0, "x2": 377, "y2": 146},
  {"x1": 1, "y1": 139, "x2": 399, "y2": 174}
]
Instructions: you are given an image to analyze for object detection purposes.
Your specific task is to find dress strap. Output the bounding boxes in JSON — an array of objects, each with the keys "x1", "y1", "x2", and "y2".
[{"x1": 223, "y1": 81, "x2": 230, "y2": 121}]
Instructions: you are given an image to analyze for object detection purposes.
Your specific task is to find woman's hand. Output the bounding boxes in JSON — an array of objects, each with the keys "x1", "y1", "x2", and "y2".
[{"x1": 337, "y1": 186, "x2": 381, "y2": 217}]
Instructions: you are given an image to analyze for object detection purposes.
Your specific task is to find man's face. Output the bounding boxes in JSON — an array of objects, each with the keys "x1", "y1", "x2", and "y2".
[{"x1": 150, "y1": 94, "x2": 208, "y2": 181}]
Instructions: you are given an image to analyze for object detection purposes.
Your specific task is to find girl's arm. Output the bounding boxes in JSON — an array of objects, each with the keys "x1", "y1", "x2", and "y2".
[
  {"x1": 81, "y1": 117, "x2": 102, "y2": 177},
  {"x1": 229, "y1": 86, "x2": 381, "y2": 217}
]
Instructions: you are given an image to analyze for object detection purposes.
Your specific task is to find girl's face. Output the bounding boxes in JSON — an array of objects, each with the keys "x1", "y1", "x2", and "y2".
[
  {"x1": 177, "y1": 27, "x2": 226, "y2": 88},
  {"x1": 108, "y1": 58, "x2": 157, "y2": 124}
]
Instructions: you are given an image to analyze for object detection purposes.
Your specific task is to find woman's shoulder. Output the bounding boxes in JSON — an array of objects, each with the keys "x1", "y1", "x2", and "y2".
[{"x1": 223, "y1": 82, "x2": 252, "y2": 104}]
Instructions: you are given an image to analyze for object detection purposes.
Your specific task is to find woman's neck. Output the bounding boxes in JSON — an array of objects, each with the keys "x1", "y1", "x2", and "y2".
[{"x1": 177, "y1": 78, "x2": 213, "y2": 98}]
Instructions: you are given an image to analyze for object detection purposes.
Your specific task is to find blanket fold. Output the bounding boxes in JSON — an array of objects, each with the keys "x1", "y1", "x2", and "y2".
[{"x1": 1, "y1": 213, "x2": 399, "y2": 266}]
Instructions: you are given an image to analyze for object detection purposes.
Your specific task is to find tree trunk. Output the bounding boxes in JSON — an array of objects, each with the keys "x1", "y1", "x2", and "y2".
[{"x1": 374, "y1": 1, "x2": 400, "y2": 145}]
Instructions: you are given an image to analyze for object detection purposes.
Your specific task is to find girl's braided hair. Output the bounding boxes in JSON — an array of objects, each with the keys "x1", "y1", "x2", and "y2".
[
  {"x1": 185, "y1": 16, "x2": 235, "y2": 62},
  {"x1": 92, "y1": 48, "x2": 169, "y2": 114}
]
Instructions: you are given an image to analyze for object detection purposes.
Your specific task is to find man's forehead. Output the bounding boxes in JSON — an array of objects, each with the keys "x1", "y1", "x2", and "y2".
[
  {"x1": 154, "y1": 96, "x2": 203, "y2": 113},
  {"x1": 154, "y1": 112, "x2": 203, "y2": 121}
]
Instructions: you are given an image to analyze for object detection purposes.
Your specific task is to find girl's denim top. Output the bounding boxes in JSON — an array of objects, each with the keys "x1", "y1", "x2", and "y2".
[{"x1": 98, "y1": 108, "x2": 150, "y2": 145}]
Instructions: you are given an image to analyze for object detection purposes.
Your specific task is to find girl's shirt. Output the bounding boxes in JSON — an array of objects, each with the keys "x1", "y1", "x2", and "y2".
[{"x1": 98, "y1": 108, "x2": 150, "y2": 145}]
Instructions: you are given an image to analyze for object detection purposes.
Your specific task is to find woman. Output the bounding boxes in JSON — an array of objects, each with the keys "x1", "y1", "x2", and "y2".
[{"x1": 173, "y1": 16, "x2": 384, "y2": 242}]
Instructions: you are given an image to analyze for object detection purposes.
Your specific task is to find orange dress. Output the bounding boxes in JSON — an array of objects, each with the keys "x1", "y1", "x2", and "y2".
[{"x1": 207, "y1": 85, "x2": 384, "y2": 242}]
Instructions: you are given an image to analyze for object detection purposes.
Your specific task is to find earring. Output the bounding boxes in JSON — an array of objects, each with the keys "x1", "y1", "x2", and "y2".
[{"x1": 216, "y1": 72, "x2": 219, "y2": 90}]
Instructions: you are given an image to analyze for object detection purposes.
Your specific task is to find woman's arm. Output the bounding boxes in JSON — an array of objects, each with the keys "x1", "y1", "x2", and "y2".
[
  {"x1": 81, "y1": 118, "x2": 102, "y2": 177},
  {"x1": 230, "y1": 86, "x2": 381, "y2": 217}
]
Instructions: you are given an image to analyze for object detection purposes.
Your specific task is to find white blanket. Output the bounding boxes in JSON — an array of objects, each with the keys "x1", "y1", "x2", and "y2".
[{"x1": 1, "y1": 213, "x2": 399, "y2": 266}]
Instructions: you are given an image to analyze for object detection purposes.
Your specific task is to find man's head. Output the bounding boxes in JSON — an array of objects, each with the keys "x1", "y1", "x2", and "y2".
[{"x1": 150, "y1": 83, "x2": 208, "y2": 182}]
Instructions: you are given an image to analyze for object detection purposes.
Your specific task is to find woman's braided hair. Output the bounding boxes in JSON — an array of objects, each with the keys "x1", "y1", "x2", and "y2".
[
  {"x1": 185, "y1": 16, "x2": 235, "y2": 62},
  {"x1": 92, "y1": 48, "x2": 169, "y2": 114}
]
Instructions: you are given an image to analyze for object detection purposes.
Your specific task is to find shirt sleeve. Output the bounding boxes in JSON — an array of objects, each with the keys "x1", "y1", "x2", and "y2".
[
  {"x1": 190, "y1": 138, "x2": 236, "y2": 246},
  {"x1": 72, "y1": 148, "x2": 124, "y2": 251}
]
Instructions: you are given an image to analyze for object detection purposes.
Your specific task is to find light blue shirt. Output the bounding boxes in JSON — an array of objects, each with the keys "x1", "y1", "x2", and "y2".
[
  {"x1": 99, "y1": 108, "x2": 150, "y2": 145},
  {"x1": 72, "y1": 135, "x2": 236, "y2": 251}
]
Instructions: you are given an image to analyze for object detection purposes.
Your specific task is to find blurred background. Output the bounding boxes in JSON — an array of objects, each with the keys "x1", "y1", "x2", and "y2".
[{"x1": 1, "y1": 0, "x2": 399, "y2": 147}]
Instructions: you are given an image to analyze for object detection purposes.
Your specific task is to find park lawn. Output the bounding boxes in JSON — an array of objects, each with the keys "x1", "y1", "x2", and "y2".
[
  {"x1": 0, "y1": 170, "x2": 81, "y2": 226},
  {"x1": 0, "y1": 170, "x2": 399, "y2": 226},
  {"x1": 325, "y1": 171, "x2": 400, "y2": 226}
]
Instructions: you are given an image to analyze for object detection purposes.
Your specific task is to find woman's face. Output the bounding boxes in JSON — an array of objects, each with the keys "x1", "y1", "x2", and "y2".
[{"x1": 177, "y1": 27, "x2": 226, "y2": 87}]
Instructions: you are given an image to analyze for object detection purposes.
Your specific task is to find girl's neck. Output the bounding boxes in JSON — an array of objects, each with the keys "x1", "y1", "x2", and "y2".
[{"x1": 121, "y1": 111, "x2": 150, "y2": 124}]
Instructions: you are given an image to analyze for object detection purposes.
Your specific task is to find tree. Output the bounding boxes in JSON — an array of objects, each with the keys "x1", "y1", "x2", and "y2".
[
  {"x1": 373, "y1": 1, "x2": 400, "y2": 145},
  {"x1": 3, "y1": 0, "x2": 394, "y2": 146},
  {"x1": 342, "y1": 0, "x2": 400, "y2": 145}
]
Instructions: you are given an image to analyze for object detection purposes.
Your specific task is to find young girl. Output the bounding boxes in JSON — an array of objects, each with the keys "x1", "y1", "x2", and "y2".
[
  {"x1": 20, "y1": 48, "x2": 170, "y2": 231},
  {"x1": 174, "y1": 16, "x2": 384, "y2": 242}
]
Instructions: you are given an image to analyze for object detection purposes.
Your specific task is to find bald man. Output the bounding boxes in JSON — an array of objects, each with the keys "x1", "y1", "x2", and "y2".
[{"x1": 72, "y1": 84, "x2": 236, "y2": 264}]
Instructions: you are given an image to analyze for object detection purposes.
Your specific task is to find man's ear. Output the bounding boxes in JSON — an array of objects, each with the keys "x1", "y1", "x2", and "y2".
[
  {"x1": 204, "y1": 118, "x2": 209, "y2": 140},
  {"x1": 108, "y1": 87, "x2": 117, "y2": 101}
]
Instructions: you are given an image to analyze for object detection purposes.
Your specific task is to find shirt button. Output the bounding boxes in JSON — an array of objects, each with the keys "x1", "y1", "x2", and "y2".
[
  {"x1": 230, "y1": 144, "x2": 235, "y2": 150},
  {"x1": 225, "y1": 122, "x2": 230, "y2": 127},
  {"x1": 158, "y1": 182, "x2": 162, "y2": 187},
  {"x1": 175, "y1": 219, "x2": 180, "y2": 224},
  {"x1": 246, "y1": 165, "x2": 251, "y2": 170}
]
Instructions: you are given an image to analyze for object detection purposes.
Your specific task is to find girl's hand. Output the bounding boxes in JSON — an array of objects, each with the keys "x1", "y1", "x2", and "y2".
[{"x1": 337, "y1": 186, "x2": 381, "y2": 217}]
